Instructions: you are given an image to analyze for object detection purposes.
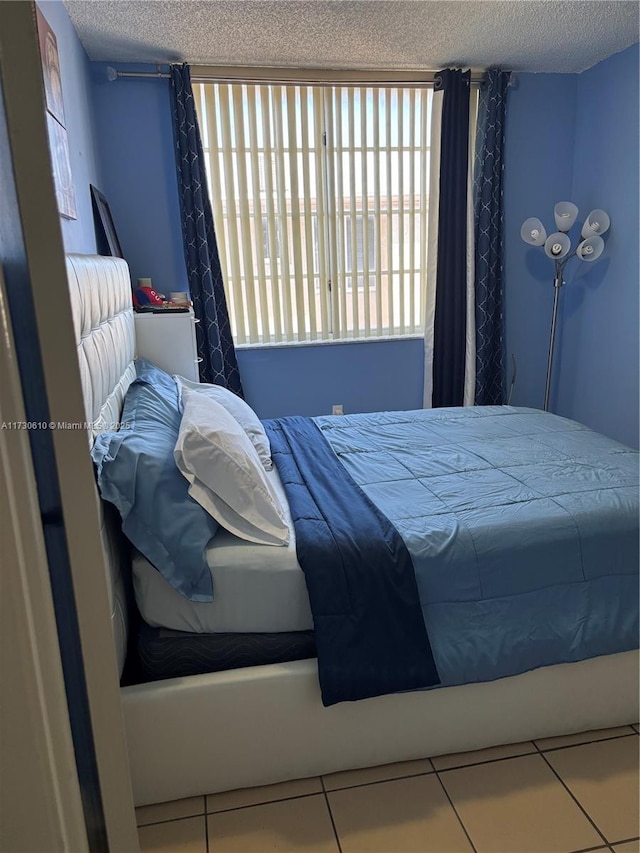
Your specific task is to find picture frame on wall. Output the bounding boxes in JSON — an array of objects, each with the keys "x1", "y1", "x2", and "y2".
[
  {"x1": 36, "y1": 6, "x2": 77, "y2": 220},
  {"x1": 36, "y1": 7, "x2": 65, "y2": 125},
  {"x1": 90, "y1": 185, "x2": 124, "y2": 258},
  {"x1": 47, "y1": 114, "x2": 76, "y2": 220}
]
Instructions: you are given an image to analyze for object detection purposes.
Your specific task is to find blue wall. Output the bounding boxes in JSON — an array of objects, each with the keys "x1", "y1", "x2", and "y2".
[
  {"x1": 237, "y1": 338, "x2": 424, "y2": 418},
  {"x1": 555, "y1": 44, "x2": 639, "y2": 448},
  {"x1": 503, "y1": 44, "x2": 639, "y2": 447},
  {"x1": 91, "y1": 63, "x2": 187, "y2": 293},
  {"x1": 36, "y1": 0, "x2": 103, "y2": 253},
  {"x1": 503, "y1": 72, "x2": 577, "y2": 410}
]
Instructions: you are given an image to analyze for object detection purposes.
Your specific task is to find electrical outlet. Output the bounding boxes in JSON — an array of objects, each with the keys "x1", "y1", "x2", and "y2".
[{"x1": 332, "y1": 404, "x2": 344, "y2": 416}]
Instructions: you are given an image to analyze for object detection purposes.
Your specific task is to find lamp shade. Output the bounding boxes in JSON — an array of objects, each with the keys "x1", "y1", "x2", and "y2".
[
  {"x1": 554, "y1": 202, "x2": 578, "y2": 232},
  {"x1": 581, "y1": 209, "x2": 610, "y2": 238},
  {"x1": 576, "y1": 235, "x2": 605, "y2": 262},
  {"x1": 521, "y1": 217, "x2": 547, "y2": 246},
  {"x1": 544, "y1": 232, "x2": 571, "y2": 259}
]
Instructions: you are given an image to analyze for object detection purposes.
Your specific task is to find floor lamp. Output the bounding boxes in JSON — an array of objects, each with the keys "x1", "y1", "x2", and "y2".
[{"x1": 521, "y1": 202, "x2": 610, "y2": 412}]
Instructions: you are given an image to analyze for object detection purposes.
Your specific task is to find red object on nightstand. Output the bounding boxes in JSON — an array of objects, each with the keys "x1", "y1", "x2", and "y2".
[{"x1": 133, "y1": 285, "x2": 164, "y2": 307}]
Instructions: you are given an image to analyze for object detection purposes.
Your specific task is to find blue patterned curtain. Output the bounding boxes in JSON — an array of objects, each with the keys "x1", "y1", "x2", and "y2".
[
  {"x1": 474, "y1": 70, "x2": 510, "y2": 405},
  {"x1": 170, "y1": 64, "x2": 243, "y2": 395},
  {"x1": 432, "y1": 69, "x2": 471, "y2": 408}
]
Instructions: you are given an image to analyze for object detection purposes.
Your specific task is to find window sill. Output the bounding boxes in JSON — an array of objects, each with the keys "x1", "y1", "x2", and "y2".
[{"x1": 235, "y1": 334, "x2": 424, "y2": 352}]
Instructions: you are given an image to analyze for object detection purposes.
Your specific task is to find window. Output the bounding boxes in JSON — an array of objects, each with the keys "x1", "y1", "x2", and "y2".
[
  {"x1": 195, "y1": 82, "x2": 433, "y2": 345},
  {"x1": 262, "y1": 217, "x2": 280, "y2": 261},
  {"x1": 345, "y1": 214, "x2": 376, "y2": 289}
]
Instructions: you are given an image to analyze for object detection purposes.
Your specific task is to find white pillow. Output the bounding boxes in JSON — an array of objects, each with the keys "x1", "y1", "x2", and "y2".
[
  {"x1": 175, "y1": 375, "x2": 272, "y2": 471},
  {"x1": 174, "y1": 388, "x2": 289, "y2": 546}
]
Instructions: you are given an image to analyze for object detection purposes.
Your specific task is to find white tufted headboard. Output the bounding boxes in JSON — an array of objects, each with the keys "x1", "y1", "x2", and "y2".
[
  {"x1": 66, "y1": 254, "x2": 137, "y2": 440},
  {"x1": 66, "y1": 254, "x2": 137, "y2": 675}
]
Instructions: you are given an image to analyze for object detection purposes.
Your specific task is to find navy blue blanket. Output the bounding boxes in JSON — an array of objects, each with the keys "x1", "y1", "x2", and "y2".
[{"x1": 265, "y1": 417, "x2": 440, "y2": 706}]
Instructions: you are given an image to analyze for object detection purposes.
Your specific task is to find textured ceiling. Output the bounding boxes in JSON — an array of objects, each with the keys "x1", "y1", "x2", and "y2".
[{"x1": 64, "y1": 1, "x2": 639, "y2": 74}]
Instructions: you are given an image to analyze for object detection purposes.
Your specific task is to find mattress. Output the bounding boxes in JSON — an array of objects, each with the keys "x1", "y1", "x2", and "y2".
[
  {"x1": 134, "y1": 404, "x2": 638, "y2": 686},
  {"x1": 132, "y1": 468, "x2": 313, "y2": 633}
]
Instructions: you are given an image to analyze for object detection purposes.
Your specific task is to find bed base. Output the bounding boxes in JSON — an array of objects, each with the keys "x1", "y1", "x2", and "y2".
[{"x1": 122, "y1": 648, "x2": 638, "y2": 806}]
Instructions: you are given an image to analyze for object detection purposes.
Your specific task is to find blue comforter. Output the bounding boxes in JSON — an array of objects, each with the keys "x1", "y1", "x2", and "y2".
[{"x1": 269, "y1": 406, "x2": 639, "y2": 704}]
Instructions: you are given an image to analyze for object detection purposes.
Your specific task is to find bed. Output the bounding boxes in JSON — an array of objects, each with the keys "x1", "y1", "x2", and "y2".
[{"x1": 67, "y1": 253, "x2": 639, "y2": 807}]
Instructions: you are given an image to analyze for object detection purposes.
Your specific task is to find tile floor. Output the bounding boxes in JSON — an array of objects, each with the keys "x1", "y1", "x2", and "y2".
[{"x1": 137, "y1": 724, "x2": 639, "y2": 853}]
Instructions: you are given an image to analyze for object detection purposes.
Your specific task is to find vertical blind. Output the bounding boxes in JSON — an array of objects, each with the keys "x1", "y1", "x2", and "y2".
[{"x1": 195, "y1": 82, "x2": 434, "y2": 345}]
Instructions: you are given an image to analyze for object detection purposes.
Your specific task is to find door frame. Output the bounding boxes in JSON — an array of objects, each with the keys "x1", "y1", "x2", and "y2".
[{"x1": 0, "y1": 4, "x2": 139, "y2": 850}]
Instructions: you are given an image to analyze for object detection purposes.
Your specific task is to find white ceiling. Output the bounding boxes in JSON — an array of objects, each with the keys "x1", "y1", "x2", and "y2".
[{"x1": 65, "y1": 1, "x2": 639, "y2": 74}]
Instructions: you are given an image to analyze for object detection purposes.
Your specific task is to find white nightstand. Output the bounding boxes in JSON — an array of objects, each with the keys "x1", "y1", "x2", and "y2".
[{"x1": 134, "y1": 309, "x2": 201, "y2": 382}]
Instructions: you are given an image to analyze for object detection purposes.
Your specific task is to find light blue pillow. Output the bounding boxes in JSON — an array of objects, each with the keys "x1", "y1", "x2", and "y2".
[
  {"x1": 91, "y1": 375, "x2": 218, "y2": 601},
  {"x1": 135, "y1": 357, "x2": 177, "y2": 396}
]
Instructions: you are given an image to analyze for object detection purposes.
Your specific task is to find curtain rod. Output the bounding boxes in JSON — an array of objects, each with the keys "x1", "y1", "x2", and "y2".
[{"x1": 106, "y1": 65, "x2": 486, "y2": 86}]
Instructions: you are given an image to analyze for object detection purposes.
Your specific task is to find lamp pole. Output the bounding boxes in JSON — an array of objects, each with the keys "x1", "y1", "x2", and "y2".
[{"x1": 544, "y1": 265, "x2": 564, "y2": 413}]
